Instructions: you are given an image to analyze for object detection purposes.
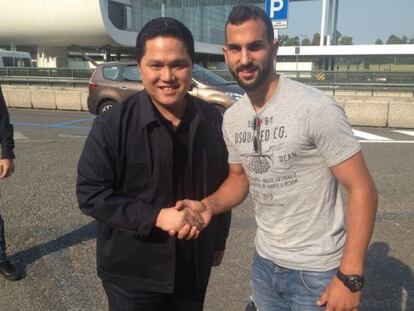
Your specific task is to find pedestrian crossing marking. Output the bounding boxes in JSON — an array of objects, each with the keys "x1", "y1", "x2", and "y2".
[
  {"x1": 393, "y1": 130, "x2": 414, "y2": 137},
  {"x1": 352, "y1": 129, "x2": 391, "y2": 141}
]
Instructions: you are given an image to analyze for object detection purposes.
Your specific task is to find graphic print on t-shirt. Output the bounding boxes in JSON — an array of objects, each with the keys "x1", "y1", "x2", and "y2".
[
  {"x1": 232, "y1": 115, "x2": 301, "y2": 207},
  {"x1": 235, "y1": 115, "x2": 289, "y2": 174}
]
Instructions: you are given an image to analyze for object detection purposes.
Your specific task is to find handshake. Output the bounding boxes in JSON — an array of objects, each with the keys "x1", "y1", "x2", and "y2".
[{"x1": 155, "y1": 199, "x2": 213, "y2": 240}]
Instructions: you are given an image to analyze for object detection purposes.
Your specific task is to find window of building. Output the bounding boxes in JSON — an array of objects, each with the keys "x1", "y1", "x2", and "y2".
[
  {"x1": 2, "y1": 57, "x2": 15, "y2": 67},
  {"x1": 108, "y1": 0, "x2": 132, "y2": 30}
]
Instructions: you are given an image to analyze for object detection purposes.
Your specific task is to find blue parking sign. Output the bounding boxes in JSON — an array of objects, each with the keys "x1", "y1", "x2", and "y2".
[{"x1": 266, "y1": 0, "x2": 288, "y2": 28}]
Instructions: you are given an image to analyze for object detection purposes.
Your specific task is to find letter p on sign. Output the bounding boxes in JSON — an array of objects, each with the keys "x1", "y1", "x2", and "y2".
[{"x1": 270, "y1": 0, "x2": 284, "y2": 17}]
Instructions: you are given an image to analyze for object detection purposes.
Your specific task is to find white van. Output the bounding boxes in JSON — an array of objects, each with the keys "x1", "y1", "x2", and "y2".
[{"x1": 0, "y1": 50, "x2": 32, "y2": 67}]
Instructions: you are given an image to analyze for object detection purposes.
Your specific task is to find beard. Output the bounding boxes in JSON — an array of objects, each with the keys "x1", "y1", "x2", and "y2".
[{"x1": 229, "y1": 58, "x2": 273, "y2": 91}]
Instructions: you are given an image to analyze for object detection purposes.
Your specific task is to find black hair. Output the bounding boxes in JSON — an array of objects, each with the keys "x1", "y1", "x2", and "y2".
[
  {"x1": 225, "y1": 5, "x2": 274, "y2": 44},
  {"x1": 135, "y1": 17, "x2": 194, "y2": 63}
]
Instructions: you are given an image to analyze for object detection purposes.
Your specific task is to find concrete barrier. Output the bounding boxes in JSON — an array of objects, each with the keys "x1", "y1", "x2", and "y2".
[
  {"x1": 388, "y1": 101, "x2": 414, "y2": 128},
  {"x1": 373, "y1": 90, "x2": 414, "y2": 98},
  {"x1": 344, "y1": 101, "x2": 389, "y2": 127},
  {"x1": 1, "y1": 85, "x2": 414, "y2": 129},
  {"x1": 2, "y1": 85, "x2": 88, "y2": 112},
  {"x1": 31, "y1": 89, "x2": 56, "y2": 110},
  {"x1": 2, "y1": 87, "x2": 32, "y2": 108},
  {"x1": 55, "y1": 90, "x2": 82, "y2": 111}
]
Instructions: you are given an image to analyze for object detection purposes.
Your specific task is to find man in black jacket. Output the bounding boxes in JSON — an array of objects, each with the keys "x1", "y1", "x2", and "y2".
[
  {"x1": 0, "y1": 85, "x2": 22, "y2": 281},
  {"x1": 77, "y1": 18, "x2": 231, "y2": 311}
]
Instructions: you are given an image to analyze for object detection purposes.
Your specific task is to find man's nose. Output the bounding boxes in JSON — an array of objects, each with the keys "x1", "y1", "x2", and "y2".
[
  {"x1": 160, "y1": 67, "x2": 173, "y2": 81},
  {"x1": 240, "y1": 49, "x2": 251, "y2": 65}
]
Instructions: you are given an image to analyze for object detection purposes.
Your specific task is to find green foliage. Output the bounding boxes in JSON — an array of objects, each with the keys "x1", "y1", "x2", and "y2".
[
  {"x1": 339, "y1": 35, "x2": 353, "y2": 45},
  {"x1": 312, "y1": 33, "x2": 320, "y2": 46},
  {"x1": 285, "y1": 36, "x2": 300, "y2": 46},
  {"x1": 278, "y1": 34, "x2": 289, "y2": 46},
  {"x1": 386, "y1": 34, "x2": 402, "y2": 44},
  {"x1": 301, "y1": 38, "x2": 311, "y2": 46},
  {"x1": 375, "y1": 38, "x2": 383, "y2": 44}
]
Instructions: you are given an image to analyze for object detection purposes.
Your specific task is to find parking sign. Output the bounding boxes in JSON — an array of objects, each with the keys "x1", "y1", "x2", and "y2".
[{"x1": 266, "y1": 0, "x2": 289, "y2": 28}]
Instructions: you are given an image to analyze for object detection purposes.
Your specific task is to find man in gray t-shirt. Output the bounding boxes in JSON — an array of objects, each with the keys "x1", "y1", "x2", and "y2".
[
  {"x1": 176, "y1": 5, "x2": 378, "y2": 311},
  {"x1": 223, "y1": 75, "x2": 362, "y2": 273}
]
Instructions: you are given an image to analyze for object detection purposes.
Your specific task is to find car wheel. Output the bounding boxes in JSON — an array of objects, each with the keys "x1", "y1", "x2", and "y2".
[{"x1": 99, "y1": 100, "x2": 116, "y2": 114}]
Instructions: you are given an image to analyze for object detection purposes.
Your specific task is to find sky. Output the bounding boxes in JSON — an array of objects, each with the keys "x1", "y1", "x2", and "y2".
[{"x1": 278, "y1": 0, "x2": 414, "y2": 44}]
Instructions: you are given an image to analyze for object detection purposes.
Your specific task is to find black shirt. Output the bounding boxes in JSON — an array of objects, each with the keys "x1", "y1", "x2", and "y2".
[{"x1": 77, "y1": 90, "x2": 231, "y2": 293}]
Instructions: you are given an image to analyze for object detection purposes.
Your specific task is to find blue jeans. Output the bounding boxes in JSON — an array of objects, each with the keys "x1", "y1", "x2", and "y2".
[{"x1": 251, "y1": 250, "x2": 337, "y2": 311}]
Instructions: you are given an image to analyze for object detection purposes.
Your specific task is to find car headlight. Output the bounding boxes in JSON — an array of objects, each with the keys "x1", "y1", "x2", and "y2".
[{"x1": 225, "y1": 92, "x2": 243, "y2": 101}]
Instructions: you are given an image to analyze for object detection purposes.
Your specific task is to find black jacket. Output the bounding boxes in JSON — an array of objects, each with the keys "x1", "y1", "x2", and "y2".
[
  {"x1": 0, "y1": 86, "x2": 15, "y2": 159},
  {"x1": 77, "y1": 91, "x2": 230, "y2": 293}
]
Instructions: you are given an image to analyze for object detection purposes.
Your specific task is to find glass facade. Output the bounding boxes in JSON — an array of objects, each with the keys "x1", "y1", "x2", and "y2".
[{"x1": 109, "y1": 0, "x2": 261, "y2": 45}]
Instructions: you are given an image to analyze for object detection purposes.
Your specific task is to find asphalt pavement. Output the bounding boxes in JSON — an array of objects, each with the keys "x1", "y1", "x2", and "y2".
[{"x1": 0, "y1": 108, "x2": 413, "y2": 311}]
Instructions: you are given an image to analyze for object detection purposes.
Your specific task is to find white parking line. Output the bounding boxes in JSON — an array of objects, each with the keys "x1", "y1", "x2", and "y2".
[
  {"x1": 352, "y1": 129, "x2": 391, "y2": 141},
  {"x1": 393, "y1": 130, "x2": 414, "y2": 137}
]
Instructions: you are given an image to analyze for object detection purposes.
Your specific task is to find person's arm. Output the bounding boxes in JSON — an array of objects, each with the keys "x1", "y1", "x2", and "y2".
[
  {"x1": 0, "y1": 86, "x2": 15, "y2": 179},
  {"x1": 203, "y1": 163, "x2": 249, "y2": 214},
  {"x1": 77, "y1": 117, "x2": 203, "y2": 240},
  {"x1": 0, "y1": 86, "x2": 15, "y2": 160},
  {"x1": 175, "y1": 163, "x2": 249, "y2": 232},
  {"x1": 317, "y1": 151, "x2": 378, "y2": 310}
]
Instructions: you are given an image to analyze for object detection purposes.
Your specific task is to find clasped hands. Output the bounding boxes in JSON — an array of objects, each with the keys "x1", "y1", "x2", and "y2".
[{"x1": 155, "y1": 199, "x2": 212, "y2": 240}]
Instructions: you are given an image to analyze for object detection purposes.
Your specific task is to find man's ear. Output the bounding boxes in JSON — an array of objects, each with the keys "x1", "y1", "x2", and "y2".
[
  {"x1": 222, "y1": 45, "x2": 229, "y2": 64},
  {"x1": 271, "y1": 39, "x2": 279, "y2": 59}
]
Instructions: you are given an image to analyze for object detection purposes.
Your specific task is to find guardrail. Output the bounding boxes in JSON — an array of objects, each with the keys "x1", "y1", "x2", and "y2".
[
  {"x1": 1, "y1": 67, "x2": 414, "y2": 91},
  {"x1": 0, "y1": 67, "x2": 92, "y2": 87}
]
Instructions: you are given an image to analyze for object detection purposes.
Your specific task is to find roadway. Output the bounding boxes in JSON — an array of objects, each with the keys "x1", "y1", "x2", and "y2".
[{"x1": 0, "y1": 108, "x2": 413, "y2": 311}]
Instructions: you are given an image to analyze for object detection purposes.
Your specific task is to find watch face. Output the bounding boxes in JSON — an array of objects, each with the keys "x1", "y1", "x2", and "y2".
[{"x1": 348, "y1": 276, "x2": 364, "y2": 292}]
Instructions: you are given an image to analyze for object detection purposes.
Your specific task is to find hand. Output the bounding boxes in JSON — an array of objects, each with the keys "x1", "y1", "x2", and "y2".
[
  {"x1": 317, "y1": 277, "x2": 361, "y2": 311},
  {"x1": 175, "y1": 199, "x2": 213, "y2": 228},
  {"x1": 212, "y1": 250, "x2": 225, "y2": 266},
  {"x1": 173, "y1": 200, "x2": 213, "y2": 240},
  {"x1": 0, "y1": 159, "x2": 14, "y2": 179},
  {"x1": 155, "y1": 207, "x2": 204, "y2": 237}
]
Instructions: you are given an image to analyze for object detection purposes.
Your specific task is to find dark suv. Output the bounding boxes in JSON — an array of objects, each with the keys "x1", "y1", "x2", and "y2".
[{"x1": 87, "y1": 61, "x2": 244, "y2": 114}]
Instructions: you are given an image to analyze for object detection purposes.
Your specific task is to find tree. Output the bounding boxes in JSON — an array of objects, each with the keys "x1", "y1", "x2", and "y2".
[
  {"x1": 410, "y1": 38, "x2": 414, "y2": 44},
  {"x1": 401, "y1": 35, "x2": 408, "y2": 44},
  {"x1": 285, "y1": 36, "x2": 300, "y2": 46},
  {"x1": 339, "y1": 35, "x2": 353, "y2": 45},
  {"x1": 301, "y1": 38, "x2": 311, "y2": 46},
  {"x1": 311, "y1": 33, "x2": 320, "y2": 46},
  {"x1": 278, "y1": 34, "x2": 289, "y2": 46},
  {"x1": 386, "y1": 34, "x2": 402, "y2": 44},
  {"x1": 375, "y1": 38, "x2": 383, "y2": 44}
]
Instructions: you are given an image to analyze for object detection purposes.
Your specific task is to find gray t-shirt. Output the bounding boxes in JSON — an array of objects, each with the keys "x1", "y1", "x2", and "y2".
[{"x1": 223, "y1": 75, "x2": 361, "y2": 271}]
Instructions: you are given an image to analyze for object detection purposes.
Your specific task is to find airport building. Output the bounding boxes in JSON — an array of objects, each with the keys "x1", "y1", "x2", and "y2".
[{"x1": 0, "y1": 0, "x2": 264, "y2": 68}]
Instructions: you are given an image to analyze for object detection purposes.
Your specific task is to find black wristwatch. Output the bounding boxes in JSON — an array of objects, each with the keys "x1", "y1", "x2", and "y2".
[{"x1": 336, "y1": 269, "x2": 364, "y2": 292}]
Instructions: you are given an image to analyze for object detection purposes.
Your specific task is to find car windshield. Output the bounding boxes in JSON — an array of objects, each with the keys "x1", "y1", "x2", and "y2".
[{"x1": 192, "y1": 64, "x2": 229, "y2": 85}]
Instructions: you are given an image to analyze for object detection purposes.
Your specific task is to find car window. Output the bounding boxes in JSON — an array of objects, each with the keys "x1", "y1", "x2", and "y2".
[
  {"x1": 192, "y1": 64, "x2": 229, "y2": 85},
  {"x1": 123, "y1": 65, "x2": 141, "y2": 81},
  {"x1": 102, "y1": 66, "x2": 121, "y2": 81}
]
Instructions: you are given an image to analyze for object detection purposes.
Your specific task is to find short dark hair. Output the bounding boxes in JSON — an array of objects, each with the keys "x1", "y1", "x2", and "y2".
[
  {"x1": 225, "y1": 5, "x2": 274, "y2": 44},
  {"x1": 135, "y1": 17, "x2": 194, "y2": 63}
]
